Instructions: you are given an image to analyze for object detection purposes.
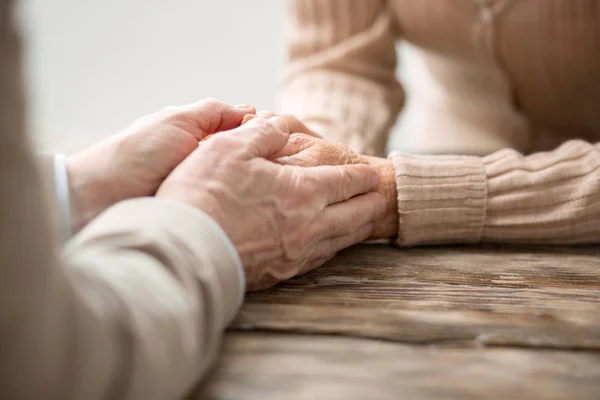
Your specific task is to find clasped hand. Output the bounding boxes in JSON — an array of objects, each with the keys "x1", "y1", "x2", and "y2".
[{"x1": 67, "y1": 99, "x2": 393, "y2": 291}]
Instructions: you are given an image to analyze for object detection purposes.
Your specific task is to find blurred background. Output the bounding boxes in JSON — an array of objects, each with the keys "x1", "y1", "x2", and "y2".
[{"x1": 18, "y1": 0, "x2": 410, "y2": 154}]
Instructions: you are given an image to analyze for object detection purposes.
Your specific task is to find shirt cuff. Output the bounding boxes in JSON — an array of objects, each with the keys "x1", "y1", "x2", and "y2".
[
  {"x1": 53, "y1": 153, "x2": 71, "y2": 241},
  {"x1": 390, "y1": 151, "x2": 488, "y2": 246}
]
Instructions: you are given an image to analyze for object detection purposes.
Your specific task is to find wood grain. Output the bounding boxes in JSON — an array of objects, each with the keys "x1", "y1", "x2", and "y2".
[
  {"x1": 231, "y1": 244, "x2": 600, "y2": 349},
  {"x1": 200, "y1": 332, "x2": 600, "y2": 400},
  {"x1": 200, "y1": 244, "x2": 600, "y2": 399}
]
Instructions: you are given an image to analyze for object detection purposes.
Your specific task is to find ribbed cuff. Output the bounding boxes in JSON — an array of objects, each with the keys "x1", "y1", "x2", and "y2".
[
  {"x1": 390, "y1": 152, "x2": 488, "y2": 246},
  {"x1": 278, "y1": 71, "x2": 402, "y2": 156}
]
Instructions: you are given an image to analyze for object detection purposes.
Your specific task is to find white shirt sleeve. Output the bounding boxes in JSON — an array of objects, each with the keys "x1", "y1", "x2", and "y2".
[{"x1": 53, "y1": 153, "x2": 71, "y2": 241}]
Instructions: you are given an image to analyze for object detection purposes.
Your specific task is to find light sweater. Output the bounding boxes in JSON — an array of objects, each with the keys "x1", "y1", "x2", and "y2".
[
  {"x1": 279, "y1": 0, "x2": 600, "y2": 245},
  {"x1": 0, "y1": 1, "x2": 244, "y2": 398}
]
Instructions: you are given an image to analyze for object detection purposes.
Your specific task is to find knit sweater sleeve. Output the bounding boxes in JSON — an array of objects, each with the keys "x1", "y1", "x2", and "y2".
[
  {"x1": 278, "y1": 0, "x2": 404, "y2": 156},
  {"x1": 391, "y1": 140, "x2": 600, "y2": 246}
]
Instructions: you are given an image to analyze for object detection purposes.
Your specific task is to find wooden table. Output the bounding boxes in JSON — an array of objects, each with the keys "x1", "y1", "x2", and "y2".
[{"x1": 198, "y1": 244, "x2": 600, "y2": 399}]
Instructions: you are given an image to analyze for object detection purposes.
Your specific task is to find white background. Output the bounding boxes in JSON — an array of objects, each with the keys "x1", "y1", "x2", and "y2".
[{"x1": 18, "y1": 0, "x2": 407, "y2": 153}]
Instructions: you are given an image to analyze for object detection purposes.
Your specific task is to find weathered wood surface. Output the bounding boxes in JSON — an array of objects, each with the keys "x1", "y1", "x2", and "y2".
[
  {"x1": 232, "y1": 244, "x2": 600, "y2": 349},
  {"x1": 199, "y1": 244, "x2": 600, "y2": 399},
  {"x1": 201, "y1": 332, "x2": 600, "y2": 400}
]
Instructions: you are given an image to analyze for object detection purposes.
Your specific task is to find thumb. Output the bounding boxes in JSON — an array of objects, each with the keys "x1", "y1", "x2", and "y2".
[
  {"x1": 272, "y1": 133, "x2": 319, "y2": 164},
  {"x1": 234, "y1": 116, "x2": 290, "y2": 159},
  {"x1": 243, "y1": 113, "x2": 322, "y2": 139},
  {"x1": 184, "y1": 98, "x2": 256, "y2": 139}
]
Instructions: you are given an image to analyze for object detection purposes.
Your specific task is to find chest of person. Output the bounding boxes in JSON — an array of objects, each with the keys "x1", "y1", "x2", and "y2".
[{"x1": 390, "y1": 0, "x2": 600, "y2": 134}]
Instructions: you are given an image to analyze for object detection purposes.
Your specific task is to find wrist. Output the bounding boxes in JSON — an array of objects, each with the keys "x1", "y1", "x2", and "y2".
[
  {"x1": 362, "y1": 156, "x2": 399, "y2": 239},
  {"x1": 66, "y1": 146, "x2": 116, "y2": 232}
]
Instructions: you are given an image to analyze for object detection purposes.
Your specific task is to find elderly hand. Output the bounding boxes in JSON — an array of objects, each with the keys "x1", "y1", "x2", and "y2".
[
  {"x1": 66, "y1": 99, "x2": 255, "y2": 231},
  {"x1": 157, "y1": 116, "x2": 387, "y2": 291},
  {"x1": 260, "y1": 114, "x2": 399, "y2": 240}
]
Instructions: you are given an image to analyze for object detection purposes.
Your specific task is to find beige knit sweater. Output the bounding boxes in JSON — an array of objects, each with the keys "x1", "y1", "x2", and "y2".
[{"x1": 279, "y1": 0, "x2": 600, "y2": 245}]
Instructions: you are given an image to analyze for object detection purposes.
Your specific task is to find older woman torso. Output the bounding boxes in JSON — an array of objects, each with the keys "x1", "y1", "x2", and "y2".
[
  {"x1": 280, "y1": 0, "x2": 600, "y2": 155},
  {"x1": 279, "y1": 0, "x2": 600, "y2": 246}
]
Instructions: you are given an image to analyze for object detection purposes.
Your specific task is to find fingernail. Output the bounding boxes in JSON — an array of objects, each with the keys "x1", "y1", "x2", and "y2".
[
  {"x1": 242, "y1": 114, "x2": 256, "y2": 124},
  {"x1": 269, "y1": 116, "x2": 289, "y2": 132},
  {"x1": 235, "y1": 104, "x2": 254, "y2": 109}
]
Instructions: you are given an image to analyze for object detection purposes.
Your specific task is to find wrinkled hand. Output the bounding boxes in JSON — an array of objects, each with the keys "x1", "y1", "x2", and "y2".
[
  {"x1": 278, "y1": 133, "x2": 398, "y2": 239},
  {"x1": 157, "y1": 116, "x2": 387, "y2": 291},
  {"x1": 66, "y1": 99, "x2": 255, "y2": 231},
  {"x1": 242, "y1": 113, "x2": 362, "y2": 165},
  {"x1": 253, "y1": 114, "x2": 399, "y2": 240}
]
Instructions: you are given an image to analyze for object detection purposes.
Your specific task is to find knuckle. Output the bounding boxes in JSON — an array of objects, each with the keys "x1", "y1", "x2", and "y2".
[
  {"x1": 159, "y1": 105, "x2": 180, "y2": 117},
  {"x1": 245, "y1": 117, "x2": 274, "y2": 138},
  {"x1": 265, "y1": 116, "x2": 289, "y2": 134},
  {"x1": 284, "y1": 171, "x2": 325, "y2": 207},
  {"x1": 301, "y1": 180, "x2": 320, "y2": 201},
  {"x1": 209, "y1": 133, "x2": 241, "y2": 151},
  {"x1": 336, "y1": 168, "x2": 353, "y2": 200},
  {"x1": 194, "y1": 98, "x2": 226, "y2": 119},
  {"x1": 310, "y1": 222, "x2": 328, "y2": 240},
  {"x1": 200, "y1": 97, "x2": 224, "y2": 109},
  {"x1": 282, "y1": 232, "x2": 308, "y2": 260},
  {"x1": 249, "y1": 116, "x2": 270, "y2": 129}
]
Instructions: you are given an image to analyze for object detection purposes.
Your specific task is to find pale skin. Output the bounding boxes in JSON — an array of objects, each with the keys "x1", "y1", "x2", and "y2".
[
  {"x1": 245, "y1": 112, "x2": 399, "y2": 240},
  {"x1": 66, "y1": 99, "x2": 387, "y2": 291},
  {"x1": 67, "y1": 99, "x2": 257, "y2": 231}
]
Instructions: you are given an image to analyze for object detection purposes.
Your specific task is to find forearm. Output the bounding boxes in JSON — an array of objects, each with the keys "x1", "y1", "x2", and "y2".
[
  {"x1": 279, "y1": 0, "x2": 403, "y2": 156},
  {"x1": 481, "y1": 140, "x2": 600, "y2": 244},
  {"x1": 65, "y1": 139, "x2": 123, "y2": 233},
  {"x1": 61, "y1": 199, "x2": 244, "y2": 399},
  {"x1": 388, "y1": 140, "x2": 600, "y2": 246},
  {"x1": 2, "y1": 196, "x2": 244, "y2": 399}
]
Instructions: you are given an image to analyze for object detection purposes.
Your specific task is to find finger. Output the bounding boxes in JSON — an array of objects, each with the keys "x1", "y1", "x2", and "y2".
[
  {"x1": 297, "y1": 254, "x2": 336, "y2": 276},
  {"x1": 257, "y1": 111, "x2": 277, "y2": 119},
  {"x1": 242, "y1": 114, "x2": 256, "y2": 125},
  {"x1": 242, "y1": 111, "x2": 277, "y2": 125},
  {"x1": 273, "y1": 133, "x2": 319, "y2": 162},
  {"x1": 276, "y1": 135, "x2": 365, "y2": 167},
  {"x1": 279, "y1": 115, "x2": 322, "y2": 138},
  {"x1": 247, "y1": 113, "x2": 321, "y2": 138},
  {"x1": 308, "y1": 164, "x2": 379, "y2": 205},
  {"x1": 311, "y1": 223, "x2": 374, "y2": 260},
  {"x1": 318, "y1": 192, "x2": 387, "y2": 237},
  {"x1": 184, "y1": 98, "x2": 256, "y2": 139},
  {"x1": 230, "y1": 116, "x2": 290, "y2": 159}
]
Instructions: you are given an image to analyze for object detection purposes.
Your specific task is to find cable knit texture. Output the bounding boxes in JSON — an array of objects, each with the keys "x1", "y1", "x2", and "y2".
[{"x1": 279, "y1": 0, "x2": 600, "y2": 245}]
